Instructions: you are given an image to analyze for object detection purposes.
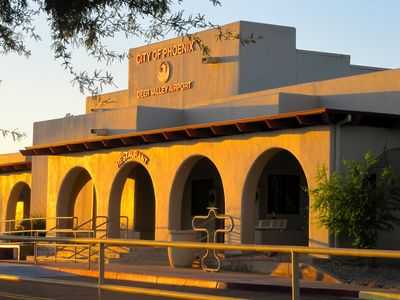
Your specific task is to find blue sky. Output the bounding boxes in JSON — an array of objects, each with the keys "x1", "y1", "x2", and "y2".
[{"x1": 0, "y1": 0, "x2": 399, "y2": 153}]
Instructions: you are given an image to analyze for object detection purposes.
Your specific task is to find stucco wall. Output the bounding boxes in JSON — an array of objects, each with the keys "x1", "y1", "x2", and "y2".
[
  {"x1": 0, "y1": 171, "x2": 31, "y2": 232},
  {"x1": 30, "y1": 156, "x2": 48, "y2": 217},
  {"x1": 33, "y1": 107, "x2": 138, "y2": 145},
  {"x1": 340, "y1": 126, "x2": 400, "y2": 250},
  {"x1": 45, "y1": 126, "x2": 332, "y2": 246},
  {"x1": 129, "y1": 22, "x2": 241, "y2": 109},
  {"x1": 86, "y1": 90, "x2": 129, "y2": 113}
]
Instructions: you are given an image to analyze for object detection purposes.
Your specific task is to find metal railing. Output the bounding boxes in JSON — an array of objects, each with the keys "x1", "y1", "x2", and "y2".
[
  {"x1": 1, "y1": 215, "x2": 129, "y2": 239},
  {"x1": 37, "y1": 216, "x2": 109, "y2": 262},
  {"x1": 0, "y1": 216, "x2": 79, "y2": 236},
  {"x1": 0, "y1": 235, "x2": 399, "y2": 299},
  {"x1": 0, "y1": 216, "x2": 131, "y2": 264}
]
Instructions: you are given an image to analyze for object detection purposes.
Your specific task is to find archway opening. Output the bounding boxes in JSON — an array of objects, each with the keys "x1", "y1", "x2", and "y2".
[
  {"x1": 57, "y1": 167, "x2": 97, "y2": 233},
  {"x1": 243, "y1": 148, "x2": 309, "y2": 245},
  {"x1": 109, "y1": 162, "x2": 155, "y2": 240},
  {"x1": 6, "y1": 182, "x2": 31, "y2": 232},
  {"x1": 170, "y1": 156, "x2": 225, "y2": 242},
  {"x1": 182, "y1": 158, "x2": 225, "y2": 230}
]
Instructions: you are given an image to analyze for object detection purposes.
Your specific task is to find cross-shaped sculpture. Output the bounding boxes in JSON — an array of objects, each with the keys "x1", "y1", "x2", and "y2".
[{"x1": 192, "y1": 207, "x2": 234, "y2": 272}]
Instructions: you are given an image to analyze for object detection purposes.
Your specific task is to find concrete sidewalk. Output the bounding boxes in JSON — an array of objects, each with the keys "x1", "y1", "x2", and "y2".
[{"x1": 31, "y1": 261, "x2": 400, "y2": 298}]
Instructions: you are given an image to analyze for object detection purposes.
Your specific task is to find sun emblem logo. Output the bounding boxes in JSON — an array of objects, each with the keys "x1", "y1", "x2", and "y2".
[{"x1": 157, "y1": 61, "x2": 171, "y2": 84}]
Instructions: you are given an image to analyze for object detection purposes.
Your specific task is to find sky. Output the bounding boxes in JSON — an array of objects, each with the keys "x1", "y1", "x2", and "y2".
[{"x1": 0, "y1": 0, "x2": 399, "y2": 154}]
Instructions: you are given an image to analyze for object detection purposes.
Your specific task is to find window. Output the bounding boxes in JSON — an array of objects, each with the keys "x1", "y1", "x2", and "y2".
[{"x1": 267, "y1": 175, "x2": 300, "y2": 214}]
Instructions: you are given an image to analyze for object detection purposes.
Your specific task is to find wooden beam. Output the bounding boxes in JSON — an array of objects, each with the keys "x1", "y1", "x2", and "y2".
[
  {"x1": 161, "y1": 131, "x2": 188, "y2": 141},
  {"x1": 83, "y1": 142, "x2": 103, "y2": 150},
  {"x1": 36, "y1": 148, "x2": 52, "y2": 155},
  {"x1": 101, "y1": 139, "x2": 124, "y2": 148},
  {"x1": 185, "y1": 128, "x2": 213, "y2": 138},
  {"x1": 265, "y1": 117, "x2": 298, "y2": 129},
  {"x1": 210, "y1": 125, "x2": 238, "y2": 136},
  {"x1": 235, "y1": 122, "x2": 266, "y2": 133},
  {"x1": 66, "y1": 144, "x2": 86, "y2": 152},
  {"x1": 141, "y1": 134, "x2": 165, "y2": 143},
  {"x1": 120, "y1": 137, "x2": 143, "y2": 146},
  {"x1": 295, "y1": 114, "x2": 324, "y2": 126}
]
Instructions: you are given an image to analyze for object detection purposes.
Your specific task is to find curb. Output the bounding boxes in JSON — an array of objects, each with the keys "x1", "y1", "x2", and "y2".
[{"x1": 43, "y1": 266, "x2": 221, "y2": 289}]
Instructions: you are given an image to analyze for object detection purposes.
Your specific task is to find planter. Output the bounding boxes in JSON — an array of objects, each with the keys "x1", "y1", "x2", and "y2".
[{"x1": 168, "y1": 230, "x2": 199, "y2": 268}]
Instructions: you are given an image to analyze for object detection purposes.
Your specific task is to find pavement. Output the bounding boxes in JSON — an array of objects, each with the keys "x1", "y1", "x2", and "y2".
[{"x1": 0, "y1": 261, "x2": 399, "y2": 299}]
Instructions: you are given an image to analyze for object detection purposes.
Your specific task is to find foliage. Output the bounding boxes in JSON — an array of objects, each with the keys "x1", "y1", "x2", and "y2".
[
  {"x1": 312, "y1": 152, "x2": 400, "y2": 249},
  {"x1": 0, "y1": 0, "x2": 261, "y2": 94},
  {"x1": 17, "y1": 217, "x2": 46, "y2": 236},
  {"x1": 0, "y1": 128, "x2": 26, "y2": 141}
]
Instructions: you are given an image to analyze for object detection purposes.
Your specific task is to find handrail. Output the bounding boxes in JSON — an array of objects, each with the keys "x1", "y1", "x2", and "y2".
[
  {"x1": 1, "y1": 229, "x2": 95, "y2": 237},
  {"x1": 74, "y1": 216, "x2": 109, "y2": 238},
  {"x1": 1, "y1": 216, "x2": 79, "y2": 235},
  {"x1": 1, "y1": 235, "x2": 400, "y2": 300},
  {"x1": 0, "y1": 216, "x2": 78, "y2": 224},
  {"x1": 0, "y1": 234, "x2": 399, "y2": 259}
]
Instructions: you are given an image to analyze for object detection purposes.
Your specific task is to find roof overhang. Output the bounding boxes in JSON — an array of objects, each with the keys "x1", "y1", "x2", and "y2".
[
  {"x1": 20, "y1": 108, "x2": 400, "y2": 156},
  {"x1": 0, "y1": 161, "x2": 32, "y2": 174}
]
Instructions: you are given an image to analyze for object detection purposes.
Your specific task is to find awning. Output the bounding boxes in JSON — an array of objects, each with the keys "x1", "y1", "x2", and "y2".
[
  {"x1": 0, "y1": 161, "x2": 32, "y2": 174},
  {"x1": 20, "y1": 108, "x2": 400, "y2": 156}
]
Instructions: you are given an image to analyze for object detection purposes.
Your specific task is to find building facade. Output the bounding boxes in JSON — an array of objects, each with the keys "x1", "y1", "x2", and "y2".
[{"x1": 1, "y1": 21, "x2": 400, "y2": 249}]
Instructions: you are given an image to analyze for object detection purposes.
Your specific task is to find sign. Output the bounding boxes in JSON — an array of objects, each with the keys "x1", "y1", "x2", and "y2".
[
  {"x1": 135, "y1": 41, "x2": 197, "y2": 99},
  {"x1": 137, "y1": 80, "x2": 193, "y2": 99},
  {"x1": 135, "y1": 41, "x2": 196, "y2": 64},
  {"x1": 117, "y1": 150, "x2": 150, "y2": 168},
  {"x1": 157, "y1": 61, "x2": 171, "y2": 84}
]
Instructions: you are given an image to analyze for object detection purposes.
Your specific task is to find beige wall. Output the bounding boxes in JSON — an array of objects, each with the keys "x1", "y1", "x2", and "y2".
[
  {"x1": 129, "y1": 22, "x2": 241, "y2": 109},
  {"x1": 0, "y1": 171, "x2": 31, "y2": 231},
  {"x1": 86, "y1": 90, "x2": 129, "y2": 113},
  {"x1": 45, "y1": 126, "x2": 332, "y2": 246}
]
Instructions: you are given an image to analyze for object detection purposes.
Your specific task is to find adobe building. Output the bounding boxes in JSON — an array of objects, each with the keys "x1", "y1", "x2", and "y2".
[{"x1": 1, "y1": 21, "x2": 400, "y2": 249}]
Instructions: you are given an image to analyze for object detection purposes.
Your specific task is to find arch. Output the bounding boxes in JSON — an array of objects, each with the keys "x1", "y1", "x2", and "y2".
[
  {"x1": 108, "y1": 161, "x2": 156, "y2": 240},
  {"x1": 241, "y1": 148, "x2": 309, "y2": 244},
  {"x1": 6, "y1": 181, "x2": 31, "y2": 231},
  {"x1": 56, "y1": 166, "x2": 97, "y2": 230},
  {"x1": 169, "y1": 155, "x2": 225, "y2": 236}
]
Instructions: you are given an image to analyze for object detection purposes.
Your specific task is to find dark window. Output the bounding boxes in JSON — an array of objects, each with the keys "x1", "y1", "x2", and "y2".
[
  {"x1": 191, "y1": 179, "x2": 214, "y2": 216},
  {"x1": 267, "y1": 175, "x2": 300, "y2": 214}
]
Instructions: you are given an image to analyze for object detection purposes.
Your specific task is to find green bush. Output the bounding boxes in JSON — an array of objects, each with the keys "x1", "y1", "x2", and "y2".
[
  {"x1": 313, "y1": 152, "x2": 400, "y2": 249},
  {"x1": 18, "y1": 218, "x2": 46, "y2": 236}
]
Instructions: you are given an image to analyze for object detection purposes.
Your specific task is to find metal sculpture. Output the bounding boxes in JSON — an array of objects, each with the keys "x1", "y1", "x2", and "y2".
[{"x1": 192, "y1": 207, "x2": 234, "y2": 272}]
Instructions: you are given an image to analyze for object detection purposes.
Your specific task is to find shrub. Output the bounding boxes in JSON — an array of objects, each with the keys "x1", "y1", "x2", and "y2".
[{"x1": 313, "y1": 152, "x2": 400, "y2": 249}]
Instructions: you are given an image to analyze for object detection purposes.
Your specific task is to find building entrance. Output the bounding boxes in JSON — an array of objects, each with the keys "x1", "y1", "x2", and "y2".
[{"x1": 109, "y1": 162, "x2": 155, "y2": 240}]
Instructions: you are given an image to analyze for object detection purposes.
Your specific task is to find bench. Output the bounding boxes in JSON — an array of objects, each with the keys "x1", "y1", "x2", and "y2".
[{"x1": 255, "y1": 219, "x2": 288, "y2": 230}]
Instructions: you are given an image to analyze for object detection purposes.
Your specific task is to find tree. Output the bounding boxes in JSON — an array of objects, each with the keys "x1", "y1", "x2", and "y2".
[
  {"x1": 1, "y1": 1, "x2": 261, "y2": 141},
  {"x1": 0, "y1": 128, "x2": 26, "y2": 141},
  {"x1": 0, "y1": 0, "x2": 228, "y2": 94},
  {"x1": 313, "y1": 152, "x2": 400, "y2": 249}
]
